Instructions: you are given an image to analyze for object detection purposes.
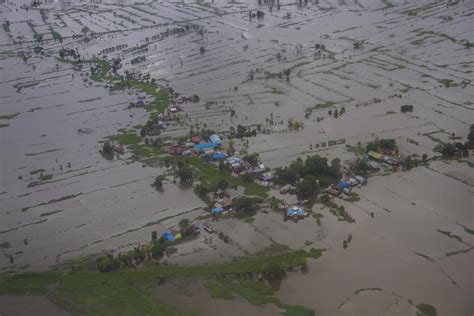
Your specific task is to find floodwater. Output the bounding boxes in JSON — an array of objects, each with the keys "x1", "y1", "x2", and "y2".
[
  {"x1": 1, "y1": 0, "x2": 473, "y2": 314},
  {"x1": 0, "y1": 295, "x2": 71, "y2": 316}
]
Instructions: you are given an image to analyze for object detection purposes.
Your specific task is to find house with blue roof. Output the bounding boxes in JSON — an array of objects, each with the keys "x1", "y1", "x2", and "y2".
[
  {"x1": 209, "y1": 134, "x2": 221, "y2": 144},
  {"x1": 193, "y1": 142, "x2": 218, "y2": 152},
  {"x1": 287, "y1": 206, "x2": 305, "y2": 219},
  {"x1": 161, "y1": 231, "x2": 174, "y2": 241}
]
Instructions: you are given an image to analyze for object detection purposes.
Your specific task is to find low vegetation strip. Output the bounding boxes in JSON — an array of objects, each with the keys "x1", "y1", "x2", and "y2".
[{"x1": 0, "y1": 249, "x2": 323, "y2": 316}]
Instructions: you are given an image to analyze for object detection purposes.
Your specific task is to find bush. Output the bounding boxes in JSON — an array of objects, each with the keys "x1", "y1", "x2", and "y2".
[
  {"x1": 176, "y1": 166, "x2": 193, "y2": 184},
  {"x1": 261, "y1": 262, "x2": 285, "y2": 280},
  {"x1": 152, "y1": 175, "x2": 164, "y2": 190},
  {"x1": 97, "y1": 253, "x2": 115, "y2": 272},
  {"x1": 102, "y1": 142, "x2": 114, "y2": 159},
  {"x1": 234, "y1": 196, "x2": 262, "y2": 217}
]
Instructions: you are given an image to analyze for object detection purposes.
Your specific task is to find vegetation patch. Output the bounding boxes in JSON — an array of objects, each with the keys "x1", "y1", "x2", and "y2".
[
  {"x1": 354, "y1": 287, "x2": 382, "y2": 295},
  {"x1": 203, "y1": 281, "x2": 234, "y2": 299},
  {"x1": 256, "y1": 243, "x2": 291, "y2": 256},
  {"x1": 109, "y1": 132, "x2": 141, "y2": 145},
  {"x1": 305, "y1": 101, "x2": 335, "y2": 114},
  {"x1": 164, "y1": 156, "x2": 268, "y2": 197},
  {"x1": 437, "y1": 229, "x2": 464, "y2": 243},
  {"x1": 416, "y1": 303, "x2": 437, "y2": 316},
  {"x1": 21, "y1": 193, "x2": 83, "y2": 212},
  {"x1": 0, "y1": 113, "x2": 20, "y2": 120},
  {"x1": 313, "y1": 213, "x2": 324, "y2": 226},
  {"x1": 0, "y1": 249, "x2": 323, "y2": 315}
]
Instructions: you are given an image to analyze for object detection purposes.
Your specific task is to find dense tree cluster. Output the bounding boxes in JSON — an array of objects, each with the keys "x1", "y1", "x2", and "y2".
[
  {"x1": 229, "y1": 125, "x2": 257, "y2": 139},
  {"x1": 233, "y1": 196, "x2": 263, "y2": 217},
  {"x1": 366, "y1": 138, "x2": 397, "y2": 153},
  {"x1": 274, "y1": 155, "x2": 342, "y2": 190},
  {"x1": 176, "y1": 164, "x2": 193, "y2": 185},
  {"x1": 96, "y1": 221, "x2": 196, "y2": 272}
]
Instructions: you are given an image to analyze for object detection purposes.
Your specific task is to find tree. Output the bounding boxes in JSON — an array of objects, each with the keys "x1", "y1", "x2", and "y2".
[
  {"x1": 176, "y1": 166, "x2": 193, "y2": 184},
  {"x1": 217, "y1": 179, "x2": 229, "y2": 191},
  {"x1": 152, "y1": 175, "x2": 164, "y2": 191},
  {"x1": 179, "y1": 218, "x2": 190, "y2": 229},
  {"x1": 192, "y1": 95, "x2": 200, "y2": 103},
  {"x1": 366, "y1": 141, "x2": 378, "y2": 153},
  {"x1": 97, "y1": 253, "x2": 114, "y2": 272},
  {"x1": 261, "y1": 262, "x2": 285, "y2": 280},
  {"x1": 218, "y1": 160, "x2": 229, "y2": 172},
  {"x1": 234, "y1": 196, "x2": 261, "y2": 217},
  {"x1": 81, "y1": 26, "x2": 90, "y2": 37},
  {"x1": 102, "y1": 142, "x2": 114, "y2": 159},
  {"x1": 244, "y1": 153, "x2": 260, "y2": 167},
  {"x1": 468, "y1": 124, "x2": 474, "y2": 149},
  {"x1": 355, "y1": 159, "x2": 370, "y2": 175},
  {"x1": 296, "y1": 175, "x2": 320, "y2": 200},
  {"x1": 319, "y1": 194, "x2": 331, "y2": 205},
  {"x1": 151, "y1": 242, "x2": 165, "y2": 259},
  {"x1": 440, "y1": 143, "x2": 457, "y2": 157},
  {"x1": 329, "y1": 158, "x2": 342, "y2": 180},
  {"x1": 194, "y1": 183, "x2": 211, "y2": 199},
  {"x1": 379, "y1": 139, "x2": 396, "y2": 151}
]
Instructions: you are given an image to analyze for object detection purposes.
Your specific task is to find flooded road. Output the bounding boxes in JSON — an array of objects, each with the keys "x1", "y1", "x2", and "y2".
[{"x1": 1, "y1": 0, "x2": 473, "y2": 314}]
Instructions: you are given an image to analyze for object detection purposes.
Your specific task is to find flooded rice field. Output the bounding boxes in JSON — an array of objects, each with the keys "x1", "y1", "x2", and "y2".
[{"x1": 1, "y1": 0, "x2": 473, "y2": 314}]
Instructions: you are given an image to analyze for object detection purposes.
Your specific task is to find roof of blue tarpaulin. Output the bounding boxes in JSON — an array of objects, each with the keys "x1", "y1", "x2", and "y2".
[
  {"x1": 211, "y1": 152, "x2": 227, "y2": 159},
  {"x1": 193, "y1": 142, "x2": 217, "y2": 150},
  {"x1": 209, "y1": 134, "x2": 221, "y2": 143},
  {"x1": 161, "y1": 231, "x2": 174, "y2": 241},
  {"x1": 212, "y1": 207, "x2": 224, "y2": 214},
  {"x1": 337, "y1": 181, "x2": 349, "y2": 188},
  {"x1": 287, "y1": 207, "x2": 304, "y2": 216}
]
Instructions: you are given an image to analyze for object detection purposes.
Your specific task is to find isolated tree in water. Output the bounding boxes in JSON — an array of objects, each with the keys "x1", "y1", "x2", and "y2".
[
  {"x1": 176, "y1": 166, "x2": 193, "y2": 184},
  {"x1": 81, "y1": 26, "x2": 90, "y2": 37}
]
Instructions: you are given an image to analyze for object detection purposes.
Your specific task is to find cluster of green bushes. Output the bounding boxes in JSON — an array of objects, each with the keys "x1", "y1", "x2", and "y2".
[
  {"x1": 96, "y1": 221, "x2": 196, "y2": 273},
  {"x1": 274, "y1": 155, "x2": 342, "y2": 199},
  {"x1": 229, "y1": 124, "x2": 258, "y2": 139},
  {"x1": 366, "y1": 138, "x2": 397, "y2": 153}
]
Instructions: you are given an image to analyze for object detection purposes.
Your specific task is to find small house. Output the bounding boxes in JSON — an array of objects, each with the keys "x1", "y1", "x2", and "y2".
[
  {"x1": 367, "y1": 151, "x2": 382, "y2": 160},
  {"x1": 368, "y1": 160, "x2": 380, "y2": 171},
  {"x1": 193, "y1": 142, "x2": 218, "y2": 152},
  {"x1": 212, "y1": 207, "x2": 224, "y2": 215},
  {"x1": 211, "y1": 152, "x2": 227, "y2": 160},
  {"x1": 348, "y1": 178, "x2": 359, "y2": 187},
  {"x1": 325, "y1": 187, "x2": 341, "y2": 197},
  {"x1": 280, "y1": 184, "x2": 291, "y2": 194},
  {"x1": 287, "y1": 206, "x2": 305, "y2": 220},
  {"x1": 355, "y1": 175, "x2": 366, "y2": 185},
  {"x1": 337, "y1": 181, "x2": 350, "y2": 190},
  {"x1": 161, "y1": 231, "x2": 174, "y2": 241},
  {"x1": 260, "y1": 172, "x2": 273, "y2": 182},
  {"x1": 383, "y1": 155, "x2": 399, "y2": 166},
  {"x1": 209, "y1": 134, "x2": 221, "y2": 144}
]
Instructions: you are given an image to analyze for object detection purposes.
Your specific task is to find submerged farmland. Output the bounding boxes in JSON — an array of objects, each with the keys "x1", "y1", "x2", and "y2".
[{"x1": 0, "y1": 0, "x2": 473, "y2": 315}]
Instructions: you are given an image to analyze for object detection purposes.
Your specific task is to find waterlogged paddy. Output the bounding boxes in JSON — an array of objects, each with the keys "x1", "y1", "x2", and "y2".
[{"x1": 1, "y1": 0, "x2": 473, "y2": 314}]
